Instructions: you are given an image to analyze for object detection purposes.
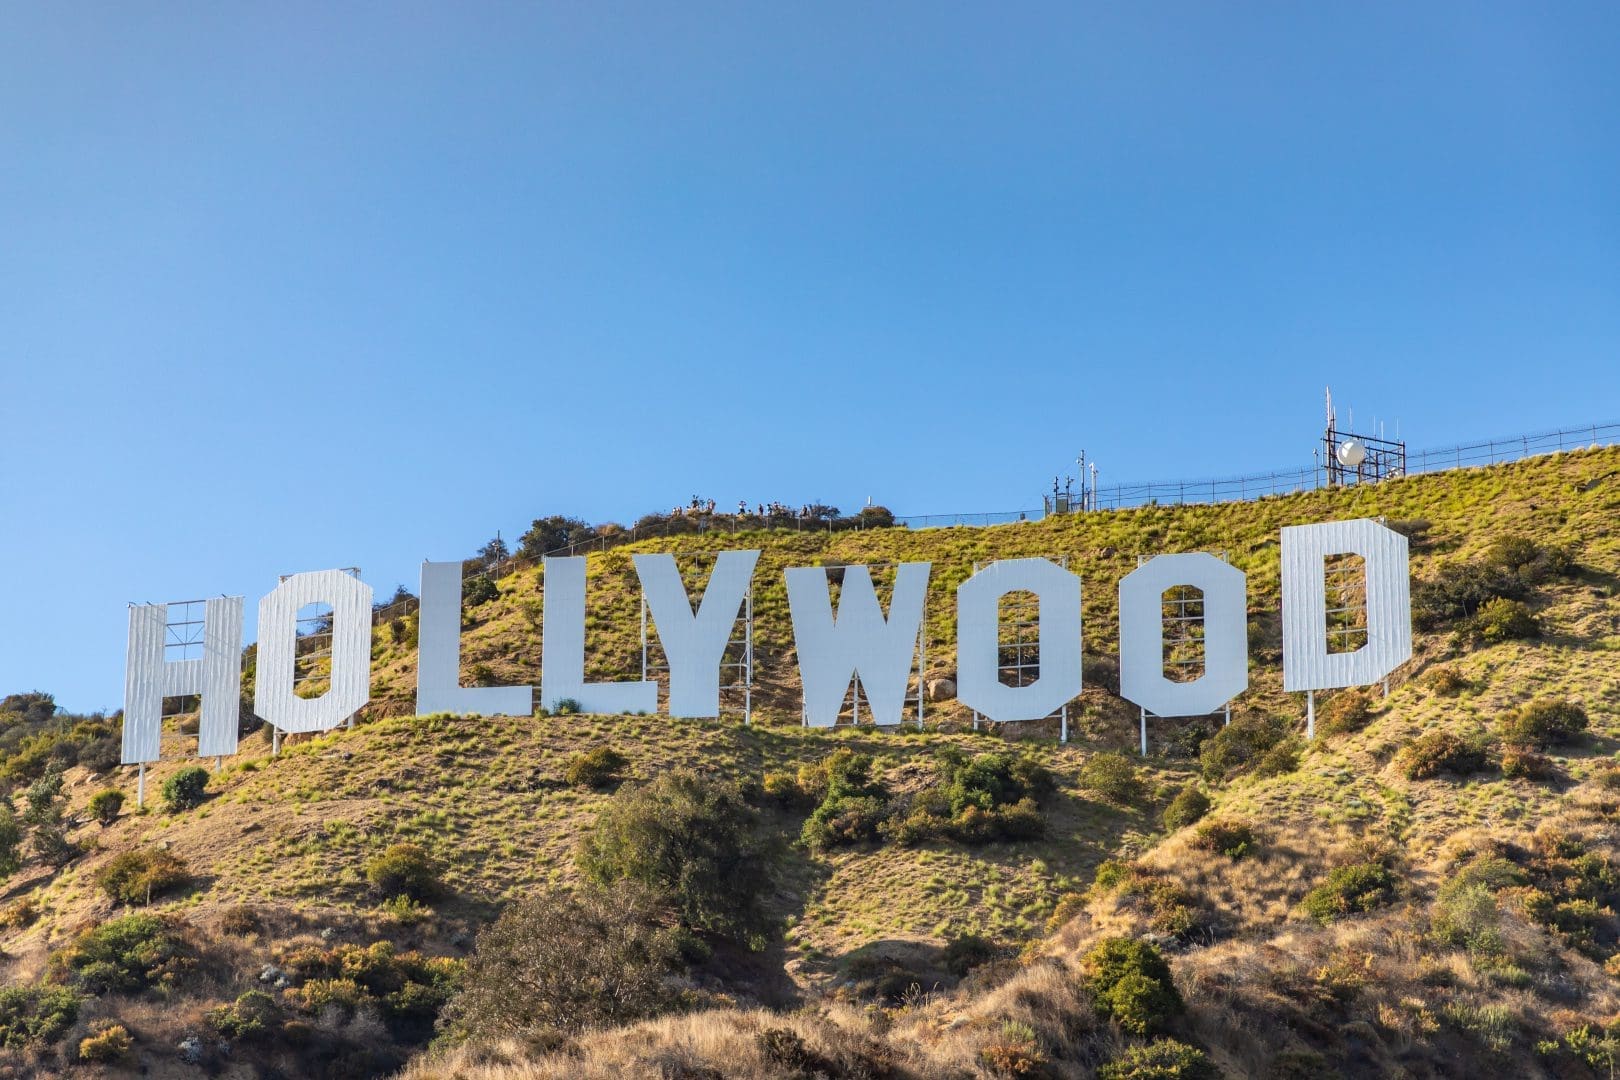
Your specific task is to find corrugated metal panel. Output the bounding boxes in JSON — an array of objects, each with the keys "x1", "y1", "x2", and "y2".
[
  {"x1": 785, "y1": 561, "x2": 930, "y2": 727},
  {"x1": 635, "y1": 550, "x2": 758, "y2": 717},
  {"x1": 255, "y1": 570, "x2": 373, "y2": 734},
  {"x1": 122, "y1": 597, "x2": 243, "y2": 764},
  {"x1": 1119, "y1": 553, "x2": 1247, "y2": 717},
  {"x1": 542, "y1": 556, "x2": 656, "y2": 714},
  {"x1": 955, "y1": 558, "x2": 1082, "y2": 722},
  {"x1": 1281, "y1": 519, "x2": 1412, "y2": 692},
  {"x1": 416, "y1": 560, "x2": 533, "y2": 717}
]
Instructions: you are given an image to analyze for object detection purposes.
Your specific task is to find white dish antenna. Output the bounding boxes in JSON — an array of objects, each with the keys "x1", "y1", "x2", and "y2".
[{"x1": 1336, "y1": 438, "x2": 1367, "y2": 467}]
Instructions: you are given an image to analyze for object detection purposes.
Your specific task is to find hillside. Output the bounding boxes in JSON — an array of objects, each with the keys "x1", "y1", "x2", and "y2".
[{"x1": 3, "y1": 444, "x2": 1620, "y2": 1078}]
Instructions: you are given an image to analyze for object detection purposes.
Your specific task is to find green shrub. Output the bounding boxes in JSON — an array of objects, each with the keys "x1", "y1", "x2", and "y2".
[
  {"x1": 1301, "y1": 863, "x2": 1398, "y2": 923},
  {"x1": 1045, "y1": 891, "x2": 1088, "y2": 933},
  {"x1": 160, "y1": 766, "x2": 210, "y2": 812},
  {"x1": 801, "y1": 751, "x2": 890, "y2": 850},
  {"x1": 88, "y1": 789, "x2": 125, "y2": 825},
  {"x1": 364, "y1": 843, "x2": 443, "y2": 900},
  {"x1": 1083, "y1": 938, "x2": 1182, "y2": 1035},
  {"x1": 1080, "y1": 752, "x2": 1145, "y2": 806},
  {"x1": 563, "y1": 747, "x2": 629, "y2": 788},
  {"x1": 280, "y1": 940, "x2": 460, "y2": 1023},
  {"x1": 1431, "y1": 880, "x2": 1504, "y2": 958},
  {"x1": 1254, "y1": 735, "x2": 1303, "y2": 778},
  {"x1": 206, "y1": 990, "x2": 279, "y2": 1040},
  {"x1": 1162, "y1": 784, "x2": 1211, "y2": 832},
  {"x1": 1500, "y1": 747, "x2": 1555, "y2": 780},
  {"x1": 1425, "y1": 666, "x2": 1470, "y2": 695},
  {"x1": 1498, "y1": 698, "x2": 1588, "y2": 750},
  {"x1": 1200, "y1": 714, "x2": 1287, "y2": 783},
  {"x1": 978, "y1": 1020, "x2": 1047, "y2": 1077},
  {"x1": 580, "y1": 769, "x2": 779, "y2": 948},
  {"x1": 1101, "y1": 1039, "x2": 1220, "y2": 1079},
  {"x1": 1190, "y1": 819, "x2": 1256, "y2": 859},
  {"x1": 1397, "y1": 731, "x2": 1492, "y2": 780},
  {"x1": 761, "y1": 770, "x2": 808, "y2": 807},
  {"x1": 942, "y1": 933, "x2": 1000, "y2": 977},
  {"x1": 549, "y1": 697, "x2": 583, "y2": 715},
  {"x1": 443, "y1": 883, "x2": 678, "y2": 1040},
  {"x1": 1319, "y1": 689, "x2": 1374, "y2": 737},
  {"x1": 884, "y1": 749, "x2": 1051, "y2": 846},
  {"x1": 0, "y1": 985, "x2": 79, "y2": 1049},
  {"x1": 58, "y1": 914, "x2": 190, "y2": 993},
  {"x1": 0, "y1": 807, "x2": 21, "y2": 881},
  {"x1": 462, "y1": 574, "x2": 499, "y2": 606},
  {"x1": 97, "y1": 848, "x2": 191, "y2": 905},
  {"x1": 1471, "y1": 597, "x2": 1542, "y2": 643},
  {"x1": 77, "y1": 1021, "x2": 133, "y2": 1062}
]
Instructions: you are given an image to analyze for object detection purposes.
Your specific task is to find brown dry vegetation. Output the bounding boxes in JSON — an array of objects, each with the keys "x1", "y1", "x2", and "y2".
[{"x1": 4, "y1": 446, "x2": 1620, "y2": 1077}]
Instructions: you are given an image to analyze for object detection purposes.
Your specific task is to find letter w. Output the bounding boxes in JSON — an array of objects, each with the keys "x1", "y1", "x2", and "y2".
[{"x1": 785, "y1": 562, "x2": 930, "y2": 728}]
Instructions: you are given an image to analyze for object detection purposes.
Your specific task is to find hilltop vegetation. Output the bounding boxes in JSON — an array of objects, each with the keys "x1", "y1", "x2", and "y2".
[{"x1": 1, "y1": 446, "x2": 1620, "y2": 1077}]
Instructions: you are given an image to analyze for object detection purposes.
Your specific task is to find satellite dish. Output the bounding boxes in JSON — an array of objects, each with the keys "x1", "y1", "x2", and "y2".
[{"x1": 1337, "y1": 438, "x2": 1367, "y2": 467}]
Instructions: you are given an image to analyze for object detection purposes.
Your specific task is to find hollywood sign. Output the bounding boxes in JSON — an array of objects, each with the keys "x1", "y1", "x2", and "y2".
[{"x1": 122, "y1": 518, "x2": 1410, "y2": 765}]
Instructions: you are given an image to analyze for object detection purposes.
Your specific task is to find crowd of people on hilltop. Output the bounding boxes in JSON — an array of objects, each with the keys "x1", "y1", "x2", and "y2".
[{"x1": 666, "y1": 495, "x2": 834, "y2": 521}]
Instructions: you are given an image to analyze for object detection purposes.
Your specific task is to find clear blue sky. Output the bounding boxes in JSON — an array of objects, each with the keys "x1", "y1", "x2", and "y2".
[{"x1": 3, "y1": 3, "x2": 1618, "y2": 711}]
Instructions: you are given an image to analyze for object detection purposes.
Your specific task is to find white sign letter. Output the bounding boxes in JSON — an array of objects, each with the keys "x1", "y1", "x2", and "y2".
[
  {"x1": 1119, "y1": 553, "x2": 1248, "y2": 717},
  {"x1": 634, "y1": 551, "x2": 758, "y2": 718},
  {"x1": 1281, "y1": 518, "x2": 1412, "y2": 692},
  {"x1": 785, "y1": 562, "x2": 930, "y2": 728},
  {"x1": 123, "y1": 596, "x2": 243, "y2": 763},
  {"x1": 542, "y1": 556, "x2": 657, "y2": 714},
  {"x1": 256, "y1": 569, "x2": 374, "y2": 734},
  {"x1": 416, "y1": 561, "x2": 533, "y2": 716},
  {"x1": 956, "y1": 558, "x2": 1081, "y2": 723}
]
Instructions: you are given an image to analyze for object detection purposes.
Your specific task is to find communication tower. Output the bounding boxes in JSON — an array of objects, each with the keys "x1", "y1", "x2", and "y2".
[{"x1": 1321, "y1": 388, "x2": 1405, "y2": 487}]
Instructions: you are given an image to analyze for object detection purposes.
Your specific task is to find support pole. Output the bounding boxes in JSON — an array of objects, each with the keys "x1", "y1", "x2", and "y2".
[
  {"x1": 273, "y1": 727, "x2": 282, "y2": 755},
  {"x1": 1139, "y1": 707, "x2": 1147, "y2": 757},
  {"x1": 1224, "y1": 704, "x2": 1232, "y2": 727},
  {"x1": 916, "y1": 624, "x2": 926, "y2": 731},
  {"x1": 1060, "y1": 704, "x2": 1068, "y2": 745},
  {"x1": 744, "y1": 588, "x2": 754, "y2": 726},
  {"x1": 137, "y1": 762, "x2": 146, "y2": 808},
  {"x1": 214, "y1": 755, "x2": 223, "y2": 772},
  {"x1": 1383, "y1": 677, "x2": 1390, "y2": 699},
  {"x1": 1306, "y1": 690, "x2": 1316, "y2": 739}
]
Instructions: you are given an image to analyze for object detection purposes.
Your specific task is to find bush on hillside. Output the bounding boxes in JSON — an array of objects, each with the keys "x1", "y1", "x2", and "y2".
[
  {"x1": 942, "y1": 933, "x2": 1001, "y2": 977},
  {"x1": 1500, "y1": 747, "x2": 1556, "y2": 781},
  {"x1": 1425, "y1": 665, "x2": 1471, "y2": 695},
  {"x1": 0, "y1": 985, "x2": 80, "y2": 1050},
  {"x1": 0, "y1": 807, "x2": 20, "y2": 881},
  {"x1": 1301, "y1": 863, "x2": 1399, "y2": 923},
  {"x1": 564, "y1": 747, "x2": 629, "y2": 788},
  {"x1": 364, "y1": 843, "x2": 444, "y2": 901},
  {"x1": 1082, "y1": 938, "x2": 1183, "y2": 1034},
  {"x1": 1470, "y1": 597, "x2": 1541, "y2": 644},
  {"x1": 580, "y1": 770, "x2": 779, "y2": 948},
  {"x1": 57, "y1": 914, "x2": 191, "y2": 993},
  {"x1": 518, "y1": 515, "x2": 596, "y2": 559},
  {"x1": 280, "y1": 940, "x2": 460, "y2": 1028},
  {"x1": 97, "y1": 848, "x2": 191, "y2": 906},
  {"x1": 1189, "y1": 819, "x2": 1257, "y2": 860},
  {"x1": 462, "y1": 574, "x2": 499, "y2": 607},
  {"x1": 77, "y1": 1021, "x2": 133, "y2": 1063},
  {"x1": 1254, "y1": 735, "x2": 1304, "y2": 778},
  {"x1": 88, "y1": 788, "x2": 125, "y2": 825},
  {"x1": 883, "y1": 749, "x2": 1051, "y2": 846},
  {"x1": 801, "y1": 750, "x2": 891, "y2": 850},
  {"x1": 1412, "y1": 537, "x2": 1575, "y2": 630},
  {"x1": 1397, "y1": 732, "x2": 1493, "y2": 780},
  {"x1": 1200, "y1": 714, "x2": 1288, "y2": 783},
  {"x1": 1498, "y1": 698, "x2": 1588, "y2": 750},
  {"x1": 161, "y1": 766, "x2": 209, "y2": 812},
  {"x1": 1079, "y1": 752, "x2": 1145, "y2": 806},
  {"x1": 1101, "y1": 1039, "x2": 1220, "y2": 1080},
  {"x1": 1162, "y1": 783, "x2": 1211, "y2": 832},
  {"x1": 1318, "y1": 689, "x2": 1375, "y2": 738},
  {"x1": 444, "y1": 883, "x2": 681, "y2": 1041},
  {"x1": 206, "y1": 990, "x2": 280, "y2": 1040}
]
